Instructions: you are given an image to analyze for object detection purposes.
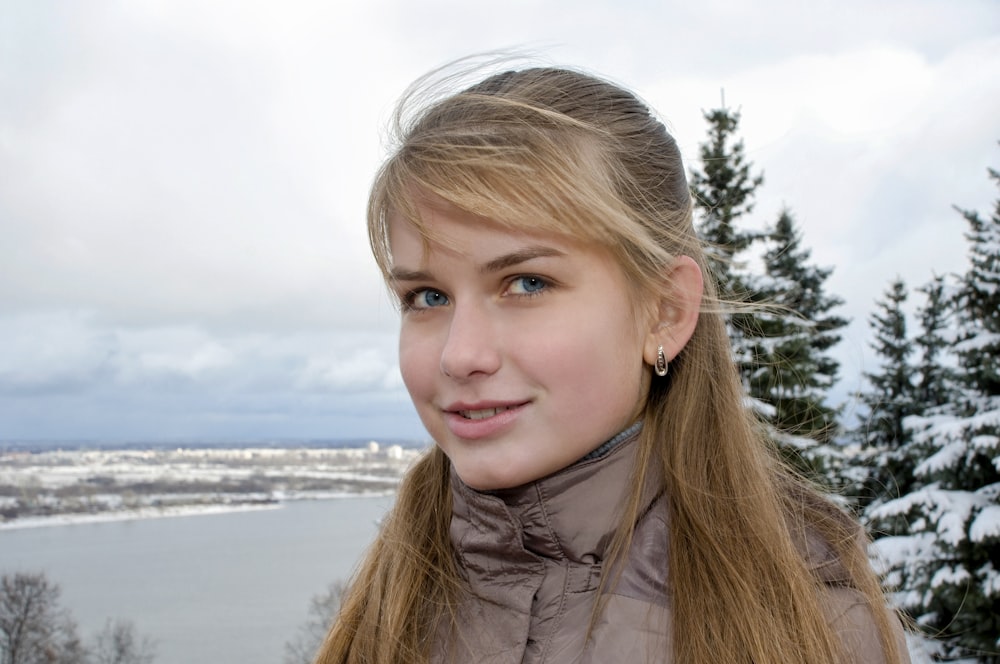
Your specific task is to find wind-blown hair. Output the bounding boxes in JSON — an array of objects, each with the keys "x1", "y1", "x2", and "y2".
[{"x1": 316, "y1": 65, "x2": 902, "y2": 664}]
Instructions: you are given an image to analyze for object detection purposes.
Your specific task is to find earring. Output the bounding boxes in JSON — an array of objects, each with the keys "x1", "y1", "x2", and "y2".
[{"x1": 655, "y1": 345, "x2": 668, "y2": 377}]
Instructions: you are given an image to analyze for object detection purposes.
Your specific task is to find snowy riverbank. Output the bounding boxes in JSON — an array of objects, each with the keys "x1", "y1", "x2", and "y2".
[{"x1": 0, "y1": 442, "x2": 418, "y2": 528}]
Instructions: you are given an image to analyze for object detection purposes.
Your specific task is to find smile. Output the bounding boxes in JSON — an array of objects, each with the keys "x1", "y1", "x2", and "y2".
[
  {"x1": 442, "y1": 401, "x2": 527, "y2": 441},
  {"x1": 458, "y1": 406, "x2": 517, "y2": 420}
]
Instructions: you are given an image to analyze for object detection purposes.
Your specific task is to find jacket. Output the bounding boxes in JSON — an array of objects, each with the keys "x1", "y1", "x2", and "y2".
[{"x1": 434, "y1": 431, "x2": 910, "y2": 663}]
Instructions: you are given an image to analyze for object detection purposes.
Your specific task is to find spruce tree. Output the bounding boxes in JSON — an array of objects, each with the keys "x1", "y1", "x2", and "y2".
[
  {"x1": 718, "y1": 209, "x2": 847, "y2": 487},
  {"x1": 690, "y1": 108, "x2": 848, "y2": 483},
  {"x1": 856, "y1": 278, "x2": 917, "y2": 508},
  {"x1": 748, "y1": 209, "x2": 848, "y2": 444},
  {"x1": 689, "y1": 105, "x2": 764, "y2": 387},
  {"x1": 689, "y1": 105, "x2": 763, "y2": 288},
  {"x1": 871, "y1": 164, "x2": 1000, "y2": 662},
  {"x1": 914, "y1": 275, "x2": 957, "y2": 410}
]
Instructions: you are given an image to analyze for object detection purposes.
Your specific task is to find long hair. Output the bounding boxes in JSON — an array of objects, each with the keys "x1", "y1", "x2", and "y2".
[{"x1": 316, "y1": 64, "x2": 902, "y2": 664}]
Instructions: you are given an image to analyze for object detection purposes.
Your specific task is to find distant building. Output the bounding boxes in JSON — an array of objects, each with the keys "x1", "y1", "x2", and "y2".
[{"x1": 367, "y1": 441, "x2": 380, "y2": 454}]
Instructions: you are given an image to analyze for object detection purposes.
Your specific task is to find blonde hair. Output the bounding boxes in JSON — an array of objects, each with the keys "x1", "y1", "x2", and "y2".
[{"x1": 317, "y1": 65, "x2": 902, "y2": 664}]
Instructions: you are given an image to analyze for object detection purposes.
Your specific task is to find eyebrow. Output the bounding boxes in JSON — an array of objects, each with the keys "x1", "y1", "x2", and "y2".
[
  {"x1": 481, "y1": 246, "x2": 565, "y2": 274},
  {"x1": 389, "y1": 245, "x2": 565, "y2": 283}
]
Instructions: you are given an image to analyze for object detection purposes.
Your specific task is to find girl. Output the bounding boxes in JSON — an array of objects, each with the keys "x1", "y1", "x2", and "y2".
[{"x1": 317, "y1": 64, "x2": 909, "y2": 664}]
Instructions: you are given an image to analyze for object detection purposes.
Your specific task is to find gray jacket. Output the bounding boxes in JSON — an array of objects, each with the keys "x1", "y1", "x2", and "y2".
[{"x1": 434, "y1": 433, "x2": 909, "y2": 663}]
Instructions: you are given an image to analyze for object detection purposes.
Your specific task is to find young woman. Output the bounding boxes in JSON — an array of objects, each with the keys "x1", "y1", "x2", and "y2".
[{"x1": 316, "y1": 65, "x2": 909, "y2": 664}]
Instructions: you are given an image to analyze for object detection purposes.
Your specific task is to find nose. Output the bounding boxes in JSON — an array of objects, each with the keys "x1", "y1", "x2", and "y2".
[{"x1": 440, "y1": 301, "x2": 501, "y2": 380}]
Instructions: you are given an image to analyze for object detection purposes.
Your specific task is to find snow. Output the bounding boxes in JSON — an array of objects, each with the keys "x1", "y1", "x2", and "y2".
[
  {"x1": 869, "y1": 485, "x2": 939, "y2": 519},
  {"x1": 969, "y1": 504, "x2": 1000, "y2": 542},
  {"x1": 870, "y1": 532, "x2": 937, "y2": 563},
  {"x1": 915, "y1": 441, "x2": 965, "y2": 476},
  {"x1": 0, "y1": 502, "x2": 281, "y2": 530},
  {"x1": 905, "y1": 633, "x2": 979, "y2": 664},
  {"x1": 905, "y1": 413, "x2": 965, "y2": 443},
  {"x1": 929, "y1": 564, "x2": 971, "y2": 589},
  {"x1": 871, "y1": 486, "x2": 991, "y2": 548},
  {"x1": 953, "y1": 331, "x2": 1000, "y2": 353},
  {"x1": 870, "y1": 532, "x2": 939, "y2": 583},
  {"x1": 971, "y1": 433, "x2": 1000, "y2": 451},
  {"x1": 0, "y1": 444, "x2": 418, "y2": 528},
  {"x1": 982, "y1": 563, "x2": 1000, "y2": 598},
  {"x1": 964, "y1": 406, "x2": 1000, "y2": 431},
  {"x1": 935, "y1": 492, "x2": 983, "y2": 547}
]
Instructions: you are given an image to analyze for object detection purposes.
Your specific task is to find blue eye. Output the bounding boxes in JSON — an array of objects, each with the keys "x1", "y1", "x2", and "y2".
[
  {"x1": 407, "y1": 288, "x2": 449, "y2": 309},
  {"x1": 507, "y1": 276, "x2": 548, "y2": 296}
]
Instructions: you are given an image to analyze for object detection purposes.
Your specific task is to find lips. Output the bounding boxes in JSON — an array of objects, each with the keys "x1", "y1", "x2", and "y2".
[
  {"x1": 458, "y1": 405, "x2": 518, "y2": 420},
  {"x1": 442, "y1": 401, "x2": 529, "y2": 440}
]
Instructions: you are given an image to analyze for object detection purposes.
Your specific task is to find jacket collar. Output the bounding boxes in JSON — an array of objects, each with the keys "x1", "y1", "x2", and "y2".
[{"x1": 449, "y1": 424, "x2": 654, "y2": 566}]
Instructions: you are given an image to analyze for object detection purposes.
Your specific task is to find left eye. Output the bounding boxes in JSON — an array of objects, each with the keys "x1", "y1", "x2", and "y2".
[{"x1": 507, "y1": 276, "x2": 548, "y2": 296}]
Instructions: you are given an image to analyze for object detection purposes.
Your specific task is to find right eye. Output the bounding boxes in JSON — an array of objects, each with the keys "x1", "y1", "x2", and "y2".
[{"x1": 404, "y1": 288, "x2": 450, "y2": 310}]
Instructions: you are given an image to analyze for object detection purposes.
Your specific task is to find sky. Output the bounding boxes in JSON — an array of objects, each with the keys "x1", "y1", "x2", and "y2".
[{"x1": 1, "y1": 0, "x2": 998, "y2": 443}]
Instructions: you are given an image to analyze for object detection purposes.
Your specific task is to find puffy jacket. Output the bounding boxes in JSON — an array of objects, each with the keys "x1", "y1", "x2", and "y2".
[{"x1": 433, "y1": 431, "x2": 910, "y2": 663}]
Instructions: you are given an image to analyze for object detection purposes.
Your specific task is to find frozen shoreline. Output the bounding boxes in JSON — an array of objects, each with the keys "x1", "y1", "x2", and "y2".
[
  {"x1": 0, "y1": 490, "x2": 395, "y2": 531},
  {"x1": 0, "y1": 502, "x2": 281, "y2": 531},
  {"x1": 0, "y1": 444, "x2": 412, "y2": 531}
]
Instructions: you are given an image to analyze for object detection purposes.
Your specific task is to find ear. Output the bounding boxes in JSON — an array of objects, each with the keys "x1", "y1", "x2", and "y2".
[{"x1": 642, "y1": 255, "x2": 704, "y2": 367}]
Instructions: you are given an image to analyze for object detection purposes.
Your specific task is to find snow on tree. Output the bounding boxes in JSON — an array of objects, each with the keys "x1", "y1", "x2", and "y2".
[
  {"x1": 749, "y1": 210, "x2": 847, "y2": 440},
  {"x1": 870, "y1": 164, "x2": 1000, "y2": 663},
  {"x1": 734, "y1": 210, "x2": 848, "y2": 486},
  {"x1": 914, "y1": 276, "x2": 958, "y2": 411},
  {"x1": 854, "y1": 278, "x2": 918, "y2": 509},
  {"x1": 690, "y1": 107, "x2": 848, "y2": 485}
]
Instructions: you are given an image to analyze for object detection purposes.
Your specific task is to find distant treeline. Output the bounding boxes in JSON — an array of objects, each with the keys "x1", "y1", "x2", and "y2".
[{"x1": 0, "y1": 438, "x2": 428, "y2": 453}]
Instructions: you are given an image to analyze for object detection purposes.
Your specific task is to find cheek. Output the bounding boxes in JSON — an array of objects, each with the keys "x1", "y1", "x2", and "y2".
[
  {"x1": 398, "y1": 328, "x2": 437, "y2": 399},
  {"x1": 532, "y1": 315, "x2": 645, "y2": 393},
  {"x1": 588, "y1": 318, "x2": 647, "y2": 390}
]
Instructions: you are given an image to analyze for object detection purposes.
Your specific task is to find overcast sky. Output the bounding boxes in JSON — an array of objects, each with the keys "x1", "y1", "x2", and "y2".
[{"x1": 1, "y1": 0, "x2": 998, "y2": 443}]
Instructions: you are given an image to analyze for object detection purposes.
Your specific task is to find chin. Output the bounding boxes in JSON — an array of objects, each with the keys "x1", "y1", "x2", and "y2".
[
  {"x1": 459, "y1": 474, "x2": 510, "y2": 492},
  {"x1": 456, "y1": 467, "x2": 527, "y2": 492}
]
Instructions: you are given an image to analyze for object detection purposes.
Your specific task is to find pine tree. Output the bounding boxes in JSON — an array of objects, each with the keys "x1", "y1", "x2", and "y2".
[
  {"x1": 856, "y1": 278, "x2": 917, "y2": 508},
  {"x1": 914, "y1": 275, "x2": 956, "y2": 410},
  {"x1": 689, "y1": 105, "x2": 763, "y2": 289},
  {"x1": 689, "y1": 105, "x2": 765, "y2": 387},
  {"x1": 871, "y1": 164, "x2": 1000, "y2": 662},
  {"x1": 690, "y1": 108, "x2": 848, "y2": 483},
  {"x1": 748, "y1": 209, "x2": 848, "y2": 446},
  {"x1": 859, "y1": 277, "x2": 955, "y2": 535}
]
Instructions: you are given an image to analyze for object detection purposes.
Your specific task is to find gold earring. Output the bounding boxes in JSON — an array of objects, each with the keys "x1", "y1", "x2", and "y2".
[{"x1": 655, "y1": 345, "x2": 668, "y2": 377}]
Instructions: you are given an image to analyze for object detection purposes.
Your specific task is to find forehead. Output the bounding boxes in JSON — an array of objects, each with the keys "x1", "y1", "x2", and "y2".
[{"x1": 388, "y1": 196, "x2": 597, "y2": 269}]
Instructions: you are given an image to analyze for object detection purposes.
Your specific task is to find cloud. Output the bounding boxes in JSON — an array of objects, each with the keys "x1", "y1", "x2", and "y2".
[
  {"x1": 0, "y1": 312, "x2": 112, "y2": 394},
  {"x1": 0, "y1": 312, "x2": 403, "y2": 394},
  {"x1": 0, "y1": 310, "x2": 417, "y2": 440},
  {"x1": 0, "y1": 0, "x2": 997, "y2": 440},
  {"x1": 0, "y1": 1, "x2": 393, "y2": 335}
]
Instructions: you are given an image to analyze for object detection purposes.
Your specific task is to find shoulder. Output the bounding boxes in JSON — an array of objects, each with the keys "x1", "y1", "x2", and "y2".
[
  {"x1": 792, "y1": 506, "x2": 912, "y2": 664},
  {"x1": 798, "y1": 520, "x2": 857, "y2": 586},
  {"x1": 820, "y1": 585, "x2": 911, "y2": 664}
]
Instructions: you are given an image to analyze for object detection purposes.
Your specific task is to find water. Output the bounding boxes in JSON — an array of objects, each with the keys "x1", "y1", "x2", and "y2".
[{"x1": 0, "y1": 496, "x2": 394, "y2": 664}]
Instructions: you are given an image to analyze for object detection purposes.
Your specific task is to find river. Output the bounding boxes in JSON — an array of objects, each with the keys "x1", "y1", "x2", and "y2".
[{"x1": 0, "y1": 495, "x2": 394, "y2": 664}]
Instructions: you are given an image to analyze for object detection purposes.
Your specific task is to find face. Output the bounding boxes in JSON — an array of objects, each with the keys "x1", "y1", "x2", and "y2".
[{"x1": 388, "y1": 199, "x2": 656, "y2": 491}]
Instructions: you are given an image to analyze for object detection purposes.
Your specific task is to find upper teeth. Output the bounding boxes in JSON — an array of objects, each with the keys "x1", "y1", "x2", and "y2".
[{"x1": 460, "y1": 406, "x2": 511, "y2": 420}]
